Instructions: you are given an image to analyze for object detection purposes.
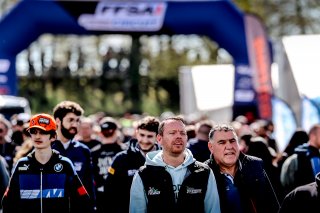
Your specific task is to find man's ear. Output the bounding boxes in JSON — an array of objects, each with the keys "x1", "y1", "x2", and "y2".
[
  {"x1": 208, "y1": 141, "x2": 213, "y2": 151},
  {"x1": 157, "y1": 134, "x2": 162, "y2": 145}
]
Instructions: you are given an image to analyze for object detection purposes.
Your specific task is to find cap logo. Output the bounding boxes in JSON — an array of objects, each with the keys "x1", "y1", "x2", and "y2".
[
  {"x1": 39, "y1": 117, "x2": 50, "y2": 124},
  {"x1": 101, "y1": 123, "x2": 109, "y2": 128}
]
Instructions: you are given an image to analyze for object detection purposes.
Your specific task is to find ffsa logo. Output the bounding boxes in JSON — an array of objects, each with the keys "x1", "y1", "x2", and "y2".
[
  {"x1": 95, "y1": 2, "x2": 165, "y2": 16},
  {"x1": 78, "y1": 2, "x2": 167, "y2": 31}
]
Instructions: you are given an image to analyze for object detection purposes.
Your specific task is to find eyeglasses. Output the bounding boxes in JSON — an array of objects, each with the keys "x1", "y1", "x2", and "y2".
[{"x1": 29, "y1": 128, "x2": 49, "y2": 135}]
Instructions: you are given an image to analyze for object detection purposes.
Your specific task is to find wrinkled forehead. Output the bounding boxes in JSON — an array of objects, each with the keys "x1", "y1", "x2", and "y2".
[{"x1": 211, "y1": 129, "x2": 237, "y2": 141}]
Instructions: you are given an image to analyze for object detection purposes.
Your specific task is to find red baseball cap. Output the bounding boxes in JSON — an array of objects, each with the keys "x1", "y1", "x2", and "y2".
[{"x1": 27, "y1": 113, "x2": 56, "y2": 132}]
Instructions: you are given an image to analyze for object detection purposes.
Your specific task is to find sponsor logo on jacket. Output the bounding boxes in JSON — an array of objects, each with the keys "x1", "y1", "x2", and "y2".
[
  {"x1": 148, "y1": 187, "x2": 160, "y2": 195},
  {"x1": 186, "y1": 186, "x2": 202, "y2": 194},
  {"x1": 18, "y1": 164, "x2": 29, "y2": 171},
  {"x1": 20, "y1": 188, "x2": 64, "y2": 199}
]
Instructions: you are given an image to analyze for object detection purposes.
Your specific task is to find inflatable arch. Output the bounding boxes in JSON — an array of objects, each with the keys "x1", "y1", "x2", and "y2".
[{"x1": 0, "y1": 0, "x2": 272, "y2": 119}]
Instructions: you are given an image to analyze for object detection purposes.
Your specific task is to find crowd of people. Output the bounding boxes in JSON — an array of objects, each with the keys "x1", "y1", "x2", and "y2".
[{"x1": 0, "y1": 100, "x2": 319, "y2": 212}]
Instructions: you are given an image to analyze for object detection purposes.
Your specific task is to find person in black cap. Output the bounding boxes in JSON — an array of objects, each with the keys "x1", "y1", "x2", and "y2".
[
  {"x1": 91, "y1": 116, "x2": 126, "y2": 213},
  {"x1": 104, "y1": 116, "x2": 161, "y2": 212}
]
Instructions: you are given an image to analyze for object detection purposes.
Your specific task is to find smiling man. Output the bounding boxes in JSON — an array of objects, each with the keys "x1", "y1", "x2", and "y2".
[
  {"x1": 104, "y1": 116, "x2": 160, "y2": 213},
  {"x1": 130, "y1": 116, "x2": 221, "y2": 213},
  {"x1": 205, "y1": 124, "x2": 280, "y2": 213}
]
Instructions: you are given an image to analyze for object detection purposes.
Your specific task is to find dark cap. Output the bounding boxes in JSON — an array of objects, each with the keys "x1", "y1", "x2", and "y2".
[{"x1": 99, "y1": 116, "x2": 119, "y2": 130}]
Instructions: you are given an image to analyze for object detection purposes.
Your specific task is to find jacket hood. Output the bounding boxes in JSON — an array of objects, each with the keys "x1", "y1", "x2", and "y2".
[{"x1": 145, "y1": 148, "x2": 195, "y2": 168}]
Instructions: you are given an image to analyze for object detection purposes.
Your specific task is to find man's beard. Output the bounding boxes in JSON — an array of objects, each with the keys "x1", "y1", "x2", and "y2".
[{"x1": 61, "y1": 125, "x2": 77, "y2": 140}]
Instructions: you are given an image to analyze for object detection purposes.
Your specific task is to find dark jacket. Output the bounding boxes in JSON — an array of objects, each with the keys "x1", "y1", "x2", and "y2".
[
  {"x1": 187, "y1": 138, "x2": 211, "y2": 162},
  {"x1": 280, "y1": 143, "x2": 320, "y2": 195},
  {"x1": 279, "y1": 172, "x2": 320, "y2": 213},
  {"x1": 205, "y1": 152, "x2": 280, "y2": 213},
  {"x1": 1, "y1": 150, "x2": 92, "y2": 213},
  {"x1": 52, "y1": 139, "x2": 96, "y2": 208},
  {"x1": 104, "y1": 139, "x2": 161, "y2": 213},
  {"x1": 138, "y1": 161, "x2": 210, "y2": 213},
  {"x1": 0, "y1": 156, "x2": 9, "y2": 209}
]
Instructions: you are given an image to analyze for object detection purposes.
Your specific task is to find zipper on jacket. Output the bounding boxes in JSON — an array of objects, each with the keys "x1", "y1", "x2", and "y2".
[{"x1": 40, "y1": 168, "x2": 43, "y2": 213}]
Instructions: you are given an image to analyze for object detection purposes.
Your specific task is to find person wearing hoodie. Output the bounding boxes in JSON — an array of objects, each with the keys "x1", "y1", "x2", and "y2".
[
  {"x1": 129, "y1": 116, "x2": 221, "y2": 213},
  {"x1": 104, "y1": 116, "x2": 160, "y2": 213},
  {"x1": 280, "y1": 124, "x2": 320, "y2": 195}
]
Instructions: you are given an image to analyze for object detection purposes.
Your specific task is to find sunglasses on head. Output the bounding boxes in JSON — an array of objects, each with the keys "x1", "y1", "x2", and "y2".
[{"x1": 29, "y1": 128, "x2": 49, "y2": 135}]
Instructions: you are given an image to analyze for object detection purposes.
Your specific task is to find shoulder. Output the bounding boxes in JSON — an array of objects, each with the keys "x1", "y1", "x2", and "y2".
[
  {"x1": 189, "y1": 161, "x2": 211, "y2": 174},
  {"x1": 240, "y1": 154, "x2": 265, "y2": 171},
  {"x1": 194, "y1": 160, "x2": 210, "y2": 169},
  {"x1": 241, "y1": 153, "x2": 263, "y2": 163},
  {"x1": 283, "y1": 153, "x2": 298, "y2": 166},
  {"x1": 14, "y1": 156, "x2": 30, "y2": 168},
  {"x1": 73, "y1": 140, "x2": 91, "y2": 151},
  {"x1": 112, "y1": 150, "x2": 130, "y2": 163},
  {"x1": 138, "y1": 165, "x2": 164, "y2": 174},
  {"x1": 55, "y1": 154, "x2": 78, "y2": 174},
  {"x1": 16, "y1": 156, "x2": 29, "y2": 164},
  {"x1": 187, "y1": 138, "x2": 198, "y2": 146}
]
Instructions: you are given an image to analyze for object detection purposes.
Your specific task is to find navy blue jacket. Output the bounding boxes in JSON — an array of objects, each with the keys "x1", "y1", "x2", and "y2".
[
  {"x1": 52, "y1": 139, "x2": 96, "y2": 209},
  {"x1": 1, "y1": 150, "x2": 92, "y2": 213},
  {"x1": 205, "y1": 152, "x2": 280, "y2": 213},
  {"x1": 279, "y1": 172, "x2": 320, "y2": 213}
]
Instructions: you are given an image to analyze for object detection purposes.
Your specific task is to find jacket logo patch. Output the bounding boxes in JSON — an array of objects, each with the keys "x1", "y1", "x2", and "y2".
[
  {"x1": 186, "y1": 186, "x2": 202, "y2": 194},
  {"x1": 54, "y1": 163, "x2": 63, "y2": 172},
  {"x1": 108, "y1": 167, "x2": 115, "y2": 175},
  {"x1": 74, "y1": 162, "x2": 82, "y2": 171},
  {"x1": 18, "y1": 164, "x2": 29, "y2": 171},
  {"x1": 148, "y1": 187, "x2": 160, "y2": 195},
  {"x1": 127, "y1": 169, "x2": 137, "y2": 176},
  {"x1": 20, "y1": 189, "x2": 64, "y2": 199}
]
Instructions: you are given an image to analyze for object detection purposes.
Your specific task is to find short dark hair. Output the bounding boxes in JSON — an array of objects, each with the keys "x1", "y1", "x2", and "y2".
[
  {"x1": 158, "y1": 116, "x2": 185, "y2": 136},
  {"x1": 136, "y1": 116, "x2": 159, "y2": 134},
  {"x1": 53, "y1": 101, "x2": 84, "y2": 121},
  {"x1": 209, "y1": 123, "x2": 236, "y2": 140}
]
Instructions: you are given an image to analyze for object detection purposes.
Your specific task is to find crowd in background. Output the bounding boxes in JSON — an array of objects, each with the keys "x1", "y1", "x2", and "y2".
[{"x1": 0, "y1": 102, "x2": 318, "y2": 212}]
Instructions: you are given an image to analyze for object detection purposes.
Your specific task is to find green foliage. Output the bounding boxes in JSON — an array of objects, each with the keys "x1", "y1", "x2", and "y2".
[{"x1": 18, "y1": 35, "x2": 219, "y2": 117}]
